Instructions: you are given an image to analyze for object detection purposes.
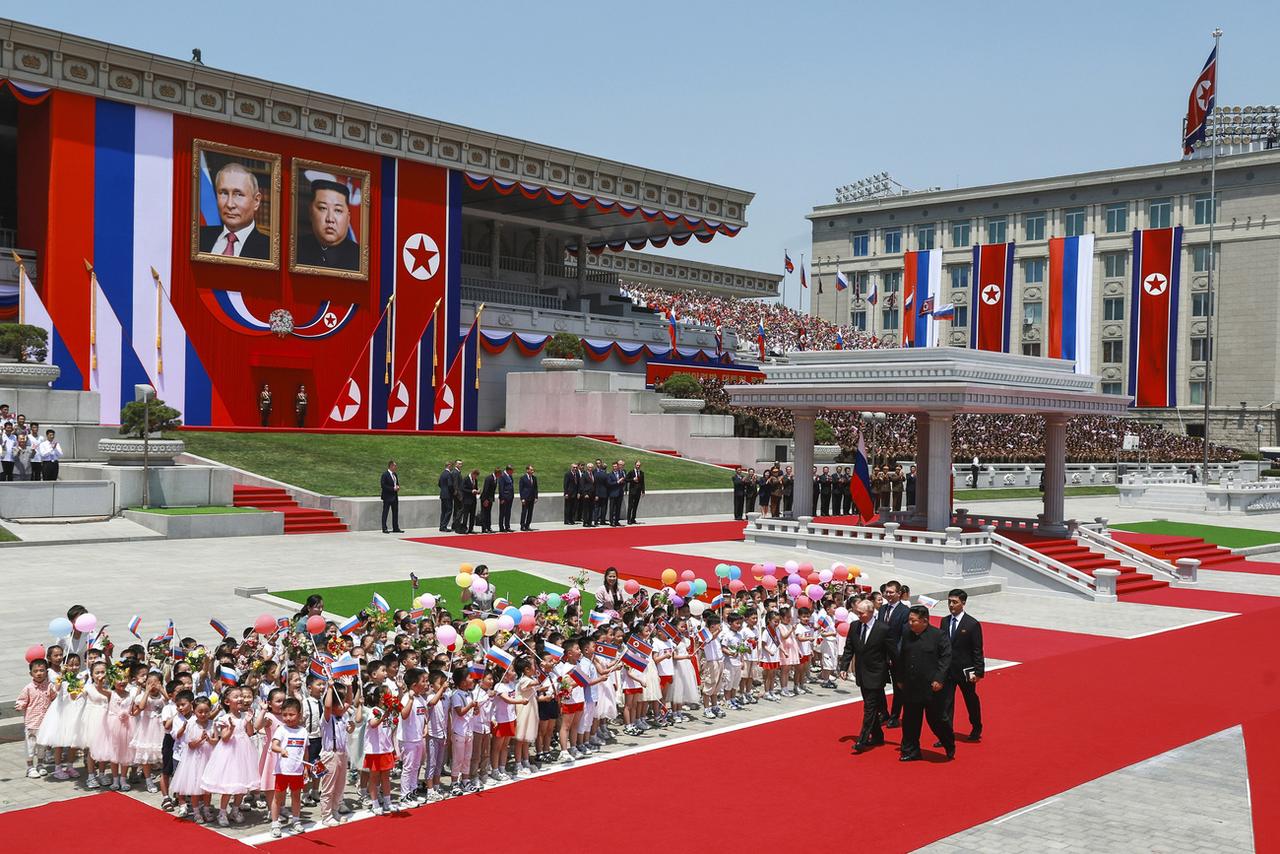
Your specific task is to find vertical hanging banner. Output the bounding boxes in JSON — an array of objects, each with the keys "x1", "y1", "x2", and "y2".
[
  {"x1": 902, "y1": 249, "x2": 942, "y2": 348},
  {"x1": 1128, "y1": 226, "x2": 1182, "y2": 408},
  {"x1": 970, "y1": 242, "x2": 1015, "y2": 353},
  {"x1": 1046, "y1": 234, "x2": 1095, "y2": 374}
]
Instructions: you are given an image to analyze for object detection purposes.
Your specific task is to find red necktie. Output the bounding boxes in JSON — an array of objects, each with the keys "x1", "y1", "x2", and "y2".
[{"x1": 222, "y1": 232, "x2": 238, "y2": 256}]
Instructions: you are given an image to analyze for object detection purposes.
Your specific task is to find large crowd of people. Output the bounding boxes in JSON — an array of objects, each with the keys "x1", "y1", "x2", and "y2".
[{"x1": 18, "y1": 566, "x2": 970, "y2": 835}]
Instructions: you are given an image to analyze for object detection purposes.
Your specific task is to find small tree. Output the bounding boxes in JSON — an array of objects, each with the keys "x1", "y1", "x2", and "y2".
[
  {"x1": 544, "y1": 332, "x2": 583, "y2": 359},
  {"x1": 0, "y1": 324, "x2": 49, "y2": 363},
  {"x1": 118, "y1": 399, "x2": 183, "y2": 438},
  {"x1": 815, "y1": 418, "x2": 836, "y2": 445},
  {"x1": 659, "y1": 372, "x2": 704, "y2": 400}
]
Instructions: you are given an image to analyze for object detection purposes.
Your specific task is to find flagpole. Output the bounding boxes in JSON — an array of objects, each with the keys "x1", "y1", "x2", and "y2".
[
  {"x1": 1202, "y1": 27, "x2": 1222, "y2": 481},
  {"x1": 84, "y1": 259, "x2": 97, "y2": 370},
  {"x1": 149, "y1": 267, "x2": 164, "y2": 376},
  {"x1": 13, "y1": 250, "x2": 25, "y2": 325}
]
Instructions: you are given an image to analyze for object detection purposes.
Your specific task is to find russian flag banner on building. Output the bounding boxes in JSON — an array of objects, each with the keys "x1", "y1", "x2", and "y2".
[
  {"x1": 1046, "y1": 235, "x2": 1095, "y2": 374},
  {"x1": 850, "y1": 432, "x2": 875, "y2": 520},
  {"x1": 1129, "y1": 227, "x2": 1182, "y2": 408},
  {"x1": 970, "y1": 243, "x2": 1015, "y2": 353},
  {"x1": 902, "y1": 249, "x2": 942, "y2": 348}
]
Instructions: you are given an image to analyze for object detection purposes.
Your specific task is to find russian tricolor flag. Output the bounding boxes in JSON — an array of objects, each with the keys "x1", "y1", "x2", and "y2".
[
  {"x1": 756, "y1": 320, "x2": 766, "y2": 360},
  {"x1": 330, "y1": 654, "x2": 360, "y2": 677},
  {"x1": 850, "y1": 432, "x2": 875, "y2": 520},
  {"x1": 209, "y1": 618, "x2": 228, "y2": 639},
  {"x1": 902, "y1": 250, "x2": 942, "y2": 348},
  {"x1": 835, "y1": 270, "x2": 849, "y2": 291},
  {"x1": 970, "y1": 242, "x2": 1015, "y2": 353},
  {"x1": 1047, "y1": 235, "x2": 1095, "y2": 374},
  {"x1": 127, "y1": 615, "x2": 142, "y2": 638},
  {"x1": 543, "y1": 641, "x2": 565, "y2": 660},
  {"x1": 338, "y1": 615, "x2": 363, "y2": 636},
  {"x1": 485, "y1": 646, "x2": 515, "y2": 670},
  {"x1": 219, "y1": 665, "x2": 239, "y2": 686},
  {"x1": 588, "y1": 611, "x2": 609, "y2": 628},
  {"x1": 666, "y1": 310, "x2": 679, "y2": 349},
  {"x1": 568, "y1": 667, "x2": 591, "y2": 689},
  {"x1": 867, "y1": 280, "x2": 878, "y2": 306},
  {"x1": 370, "y1": 592, "x2": 390, "y2": 614}
]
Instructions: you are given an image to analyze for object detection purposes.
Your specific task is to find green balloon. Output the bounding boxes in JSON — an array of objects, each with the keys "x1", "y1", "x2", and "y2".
[{"x1": 464, "y1": 624, "x2": 483, "y2": 644}]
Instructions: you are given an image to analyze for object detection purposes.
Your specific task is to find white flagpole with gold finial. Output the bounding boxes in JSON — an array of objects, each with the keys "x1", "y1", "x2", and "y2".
[
  {"x1": 474, "y1": 303, "x2": 485, "y2": 389},
  {"x1": 11, "y1": 250, "x2": 25, "y2": 325},
  {"x1": 149, "y1": 266, "x2": 165, "y2": 376},
  {"x1": 84, "y1": 259, "x2": 97, "y2": 370},
  {"x1": 429, "y1": 297, "x2": 441, "y2": 387},
  {"x1": 383, "y1": 292, "x2": 395, "y2": 384}
]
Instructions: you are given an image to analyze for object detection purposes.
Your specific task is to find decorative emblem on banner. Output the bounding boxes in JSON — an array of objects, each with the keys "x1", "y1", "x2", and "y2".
[
  {"x1": 329, "y1": 378, "x2": 361, "y2": 422},
  {"x1": 402, "y1": 233, "x2": 440, "y2": 281},
  {"x1": 981, "y1": 284, "x2": 1002, "y2": 305},
  {"x1": 269, "y1": 309, "x2": 294, "y2": 338},
  {"x1": 434, "y1": 384, "x2": 455, "y2": 424},
  {"x1": 1142, "y1": 273, "x2": 1168, "y2": 296},
  {"x1": 388, "y1": 381, "x2": 409, "y2": 424}
]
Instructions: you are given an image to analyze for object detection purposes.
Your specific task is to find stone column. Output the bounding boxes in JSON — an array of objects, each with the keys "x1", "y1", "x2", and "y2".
[
  {"x1": 926, "y1": 412, "x2": 953, "y2": 532},
  {"x1": 914, "y1": 413, "x2": 930, "y2": 517},
  {"x1": 792, "y1": 409, "x2": 817, "y2": 519},
  {"x1": 489, "y1": 220, "x2": 503, "y2": 279},
  {"x1": 1043, "y1": 414, "x2": 1068, "y2": 531},
  {"x1": 535, "y1": 228, "x2": 546, "y2": 289}
]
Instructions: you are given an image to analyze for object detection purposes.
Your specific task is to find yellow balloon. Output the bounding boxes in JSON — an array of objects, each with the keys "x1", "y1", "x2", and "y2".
[
  {"x1": 849, "y1": 567, "x2": 862, "y2": 579},
  {"x1": 483, "y1": 618, "x2": 500, "y2": 637},
  {"x1": 455, "y1": 573, "x2": 472, "y2": 588},
  {"x1": 661, "y1": 569, "x2": 677, "y2": 586},
  {"x1": 412, "y1": 596, "x2": 424, "y2": 609}
]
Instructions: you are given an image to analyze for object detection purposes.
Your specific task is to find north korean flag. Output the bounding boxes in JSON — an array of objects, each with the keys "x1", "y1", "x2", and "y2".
[
  {"x1": 1183, "y1": 47, "x2": 1217, "y2": 156},
  {"x1": 970, "y1": 243, "x2": 1015, "y2": 353},
  {"x1": 1128, "y1": 227, "x2": 1182, "y2": 408}
]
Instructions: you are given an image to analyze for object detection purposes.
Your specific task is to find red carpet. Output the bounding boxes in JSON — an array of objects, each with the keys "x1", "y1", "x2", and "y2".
[
  {"x1": 1112, "y1": 530, "x2": 1280, "y2": 576},
  {"x1": 0, "y1": 792, "x2": 243, "y2": 853},
  {"x1": 1244, "y1": 707, "x2": 1280, "y2": 852},
  {"x1": 273, "y1": 600, "x2": 1280, "y2": 853}
]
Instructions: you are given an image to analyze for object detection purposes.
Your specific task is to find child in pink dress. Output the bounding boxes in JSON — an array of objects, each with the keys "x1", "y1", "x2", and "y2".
[
  {"x1": 255, "y1": 689, "x2": 286, "y2": 823},
  {"x1": 93, "y1": 671, "x2": 135, "y2": 791},
  {"x1": 171, "y1": 697, "x2": 216, "y2": 823},
  {"x1": 200, "y1": 686, "x2": 258, "y2": 827},
  {"x1": 130, "y1": 672, "x2": 166, "y2": 792},
  {"x1": 778, "y1": 610, "x2": 801, "y2": 697}
]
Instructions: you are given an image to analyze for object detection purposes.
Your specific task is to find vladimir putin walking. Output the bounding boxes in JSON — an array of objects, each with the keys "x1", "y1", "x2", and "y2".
[
  {"x1": 380, "y1": 460, "x2": 403, "y2": 534},
  {"x1": 838, "y1": 600, "x2": 891, "y2": 753}
]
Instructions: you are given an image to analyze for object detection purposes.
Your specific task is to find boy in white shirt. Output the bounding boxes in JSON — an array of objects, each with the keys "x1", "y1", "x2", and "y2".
[
  {"x1": 740, "y1": 611, "x2": 760, "y2": 703},
  {"x1": 651, "y1": 635, "x2": 675, "y2": 725},
  {"x1": 269, "y1": 699, "x2": 309, "y2": 837},
  {"x1": 795, "y1": 610, "x2": 815, "y2": 695},
  {"x1": 449, "y1": 667, "x2": 479, "y2": 795},
  {"x1": 397, "y1": 668, "x2": 430, "y2": 810},
  {"x1": 720, "y1": 613, "x2": 745, "y2": 710},
  {"x1": 699, "y1": 614, "x2": 724, "y2": 719},
  {"x1": 760, "y1": 611, "x2": 782, "y2": 701},
  {"x1": 424, "y1": 671, "x2": 450, "y2": 801},
  {"x1": 469, "y1": 672, "x2": 494, "y2": 786}
]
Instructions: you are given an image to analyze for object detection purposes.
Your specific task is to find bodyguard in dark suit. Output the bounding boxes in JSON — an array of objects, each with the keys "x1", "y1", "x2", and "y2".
[
  {"x1": 437, "y1": 462, "x2": 455, "y2": 532},
  {"x1": 818, "y1": 466, "x2": 833, "y2": 516},
  {"x1": 879, "y1": 581, "x2": 909, "y2": 727},
  {"x1": 782, "y1": 466, "x2": 794, "y2": 514},
  {"x1": 607, "y1": 462, "x2": 626, "y2": 526},
  {"x1": 380, "y1": 460, "x2": 403, "y2": 534},
  {"x1": 839, "y1": 601, "x2": 892, "y2": 752},
  {"x1": 479, "y1": 468, "x2": 499, "y2": 533},
  {"x1": 455, "y1": 469, "x2": 478, "y2": 534},
  {"x1": 563, "y1": 463, "x2": 580, "y2": 525},
  {"x1": 519, "y1": 466, "x2": 539, "y2": 531},
  {"x1": 579, "y1": 465, "x2": 596, "y2": 527},
  {"x1": 941, "y1": 589, "x2": 985, "y2": 741},
  {"x1": 498, "y1": 466, "x2": 515, "y2": 532},
  {"x1": 594, "y1": 466, "x2": 609, "y2": 525},
  {"x1": 731, "y1": 468, "x2": 746, "y2": 520},
  {"x1": 626, "y1": 461, "x2": 646, "y2": 524},
  {"x1": 894, "y1": 605, "x2": 955, "y2": 761},
  {"x1": 743, "y1": 469, "x2": 758, "y2": 512}
]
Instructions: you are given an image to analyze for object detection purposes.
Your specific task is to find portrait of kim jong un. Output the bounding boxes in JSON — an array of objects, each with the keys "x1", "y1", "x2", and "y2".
[{"x1": 289, "y1": 159, "x2": 371, "y2": 279}]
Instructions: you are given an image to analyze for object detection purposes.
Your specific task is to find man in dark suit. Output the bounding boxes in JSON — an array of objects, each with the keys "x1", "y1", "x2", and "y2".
[
  {"x1": 497, "y1": 465, "x2": 515, "y2": 532},
  {"x1": 579, "y1": 463, "x2": 596, "y2": 527},
  {"x1": 519, "y1": 465, "x2": 539, "y2": 531},
  {"x1": 818, "y1": 466, "x2": 833, "y2": 516},
  {"x1": 479, "y1": 467, "x2": 499, "y2": 533},
  {"x1": 879, "y1": 580, "x2": 909, "y2": 728},
  {"x1": 198, "y1": 162, "x2": 271, "y2": 260},
  {"x1": 625, "y1": 460, "x2": 645, "y2": 524},
  {"x1": 833, "y1": 467, "x2": 849, "y2": 515},
  {"x1": 594, "y1": 464, "x2": 610, "y2": 526},
  {"x1": 607, "y1": 461, "x2": 626, "y2": 526},
  {"x1": 894, "y1": 605, "x2": 955, "y2": 760},
  {"x1": 563, "y1": 463, "x2": 579, "y2": 525},
  {"x1": 839, "y1": 600, "x2": 892, "y2": 752},
  {"x1": 782, "y1": 465, "x2": 794, "y2": 515},
  {"x1": 457, "y1": 469, "x2": 479, "y2": 534},
  {"x1": 437, "y1": 461, "x2": 455, "y2": 532},
  {"x1": 731, "y1": 468, "x2": 746, "y2": 520},
  {"x1": 743, "y1": 469, "x2": 758, "y2": 514},
  {"x1": 380, "y1": 460, "x2": 403, "y2": 534},
  {"x1": 940, "y1": 588, "x2": 984, "y2": 742}
]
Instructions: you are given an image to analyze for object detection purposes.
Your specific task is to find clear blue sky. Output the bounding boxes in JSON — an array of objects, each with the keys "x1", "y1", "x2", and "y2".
[{"x1": 9, "y1": 2, "x2": 1277, "y2": 311}]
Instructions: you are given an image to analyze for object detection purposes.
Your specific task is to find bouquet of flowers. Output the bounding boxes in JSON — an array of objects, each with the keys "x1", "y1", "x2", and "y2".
[
  {"x1": 103, "y1": 658, "x2": 127, "y2": 686},
  {"x1": 187, "y1": 646, "x2": 208, "y2": 668},
  {"x1": 326, "y1": 636, "x2": 347, "y2": 657},
  {"x1": 61, "y1": 670, "x2": 84, "y2": 700},
  {"x1": 557, "y1": 676, "x2": 575, "y2": 700},
  {"x1": 146, "y1": 644, "x2": 171, "y2": 671},
  {"x1": 376, "y1": 689, "x2": 400, "y2": 722},
  {"x1": 570, "y1": 570, "x2": 590, "y2": 593},
  {"x1": 367, "y1": 610, "x2": 397, "y2": 634},
  {"x1": 280, "y1": 630, "x2": 310, "y2": 659}
]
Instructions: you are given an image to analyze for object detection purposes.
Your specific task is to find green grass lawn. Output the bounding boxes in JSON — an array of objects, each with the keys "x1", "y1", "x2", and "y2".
[
  {"x1": 273, "y1": 569, "x2": 596, "y2": 618},
  {"x1": 128, "y1": 506, "x2": 262, "y2": 515},
  {"x1": 181, "y1": 432, "x2": 727, "y2": 496},
  {"x1": 0, "y1": 525, "x2": 18, "y2": 542},
  {"x1": 1110, "y1": 520, "x2": 1280, "y2": 549},
  {"x1": 956, "y1": 485, "x2": 1119, "y2": 501}
]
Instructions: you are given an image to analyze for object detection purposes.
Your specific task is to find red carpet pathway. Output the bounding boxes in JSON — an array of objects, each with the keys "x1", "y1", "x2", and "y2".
[
  {"x1": 1112, "y1": 530, "x2": 1280, "y2": 576},
  {"x1": 0, "y1": 792, "x2": 244, "y2": 853}
]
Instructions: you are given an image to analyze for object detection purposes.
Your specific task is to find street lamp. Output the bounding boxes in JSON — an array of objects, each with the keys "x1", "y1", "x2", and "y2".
[{"x1": 135, "y1": 384, "x2": 155, "y2": 509}]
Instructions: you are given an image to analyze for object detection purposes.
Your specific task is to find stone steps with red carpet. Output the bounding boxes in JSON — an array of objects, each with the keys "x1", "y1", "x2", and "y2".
[
  {"x1": 1111, "y1": 531, "x2": 1262, "y2": 572},
  {"x1": 1004, "y1": 533, "x2": 1169, "y2": 595},
  {"x1": 233, "y1": 484, "x2": 347, "y2": 534}
]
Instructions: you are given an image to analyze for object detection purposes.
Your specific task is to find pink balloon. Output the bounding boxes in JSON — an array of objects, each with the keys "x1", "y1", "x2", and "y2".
[
  {"x1": 520, "y1": 614, "x2": 536, "y2": 631},
  {"x1": 73, "y1": 613, "x2": 97, "y2": 634},
  {"x1": 681, "y1": 570, "x2": 696, "y2": 582},
  {"x1": 806, "y1": 584, "x2": 825, "y2": 601},
  {"x1": 819, "y1": 570, "x2": 834, "y2": 584},
  {"x1": 788, "y1": 574, "x2": 803, "y2": 587},
  {"x1": 784, "y1": 560, "x2": 799, "y2": 573},
  {"x1": 786, "y1": 583, "x2": 802, "y2": 598},
  {"x1": 762, "y1": 563, "x2": 777, "y2": 576},
  {"x1": 796, "y1": 595, "x2": 813, "y2": 610},
  {"x1": 436, "y1": 625, "x2": 458, "y2": 646},
  {"x1": 519, "y1": 604, "x2": 536, "y2": 617},
  {"x1": 254, "y1": 614, "x2": 277, "y2": 635},
  {"x1": 836, "y1": 622, "x2": 850, "y2": 637},
  {"x1": 25, "y1": 644, "x2": 44, "y2": 663},
  {"x1": 761, "y1": 575, "x2": 778, "y2": 590},
  {"x1": 675, "y1": 581, "x2": 692, "y2": 597},
  {"x1": 420, "y1": 594, "x2": 437, "y2": 609},
  {"x1": 728, "y1": 579, "x2": 745, "y2": 593},
  {"x1": 834, "y1": 607, "x2": 850, "y2": 622},
  {"x1": 306, "y1": 615, "x2": 326, "y2": 635},
  {"x1": 497, "y1": 615, "x2": 515, "y2": 632},
  {"x1": 624, "y1": 579, "x2": 640, "y2": 595},
  {"x1": 750, "y1": 563, "x2": 764, "y2": 578},
  {"x1": 470, "y1": 577, "x2": 487, "y2": 594},
  {"x1": 833, "y1": 566, "x2": 849, "y2": 581}
]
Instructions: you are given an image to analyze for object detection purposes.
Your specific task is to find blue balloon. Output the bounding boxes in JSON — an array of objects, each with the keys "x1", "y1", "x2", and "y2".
[
  {"x1": 728, "y1": 566, "x2": 742, "y2": 581},
  {"x1": 49, "y1": 617, "x2": 72, "y2": 637},
  {"x1": 502, "y1": 606, "x2": 522, "y2": 623}
]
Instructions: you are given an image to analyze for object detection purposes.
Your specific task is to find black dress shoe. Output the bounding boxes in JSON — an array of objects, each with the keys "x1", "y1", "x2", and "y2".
[
  {"x1": 382, "y1": 529, "x2": 390, "y2": 534},
  {"x1": 946, "y1": 747, "x2": 956, "y2": 760},
  {"x1": 852, "y1": 741, "x2": 870, "y2": 754},
  {"x1": 967, "y1": 730, "x2": 982, "y2": 742},
  {"x1": 392, "y1": 528, "x2": 405, "y2": 533},
  {"x1": 898, "y1": 751, "x2": 921, "y2": 762},
  {"x1": 868, "y1": 734, "x2": 885, "y2": 746},
  {"x1": 884, "y1": 719, "x2": 900, "y2": 729},
  {"x1": 933, "y1": 740, "x2": 943, "y2": 748}
]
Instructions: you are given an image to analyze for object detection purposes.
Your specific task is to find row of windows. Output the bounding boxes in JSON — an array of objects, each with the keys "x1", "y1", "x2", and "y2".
[
  {"x1": 1103, "y1": 381, "x2": 1213, "y2": 402},
  {"x1": 851, "y1": 292, "x2": 1212, "y2": 327},
  {"x1": 850, "y1": 195, "x2": 1219, "y2": 256}
]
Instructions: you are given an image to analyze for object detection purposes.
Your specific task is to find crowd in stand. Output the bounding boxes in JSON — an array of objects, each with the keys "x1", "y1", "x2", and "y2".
[
  {"x1": 621, "y1": 284, "x2": 883, "y2": 355},
  {"x1": 0, "y1": 405, "x2": 64, "y2": 481}
]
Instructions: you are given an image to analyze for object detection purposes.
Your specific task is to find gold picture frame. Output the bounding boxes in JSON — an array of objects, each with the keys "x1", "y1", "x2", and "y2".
[
  {"x1": 190, "y1": 139, "x2": 282, "y2": 270},
  {"x1": 288, "y1": 158, "x2": 372, "y2": 280}
]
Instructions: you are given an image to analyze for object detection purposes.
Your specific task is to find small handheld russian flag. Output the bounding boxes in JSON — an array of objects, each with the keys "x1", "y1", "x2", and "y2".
[
  {"x1": 621, "y1": 647, "x2": 648, "y2": 672},
  {"x1": 542, "y1": 641, "x2": 565, "y2": 661},
  {"x1": 219, "y1": 665, "x2": 238, "y2": 686},
  {"x1": 209, "y1": 618, "x2": 228, "y2": 638},
  {"x1": 371, "y1": 592, "x2": 390, "y2": 614},
  {"x1": 494, "y1": 597, "x2": 511, "y2": 613},
  {"x1": 330, "y1": 654, "x2": 359, "y2": 678},
  {"x1": 567, "y1": 667, "x2": 591, "y2": 689},
  {"x1": 468, "y1": 660, "x2": 486, "y2": 680},
  {"x1": 917, "y1": 595, "x2": 939, "y2": 609},
  {"x1": 338, "y1": 615, "x2": 362, "y2": 636},
  {"x1": 485, "y1": 646, "x2": 515, "y2": 670},
  {"x1": 152, "y1": 620, "x2": 175, "y2": 644},
  {"x1": 709, "y1": 594, "x2": 725, "y2": 609},
  {"x1": 127, "y1": 615, "x2": 142, "y2": 638},
  {"x1": 697, "y1": 627, "x2": 713, "y2": 645},
  {"x1": 588, "y1": 611, "x2": 609, "y2": 628}
]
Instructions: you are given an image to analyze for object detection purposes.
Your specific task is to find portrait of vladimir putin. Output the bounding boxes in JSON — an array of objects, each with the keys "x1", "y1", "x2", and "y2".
[
  {"x1": 198, "y1": 162, "x2": 272, "y2": 260},
  {"x1": 295, "y1": 178, "x2": 361, "y2": 271}
]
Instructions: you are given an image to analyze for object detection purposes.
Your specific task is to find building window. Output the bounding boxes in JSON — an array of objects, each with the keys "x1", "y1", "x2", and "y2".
[
  {"x1": 1064, "y1": 207, "x2": 1087, "y2": 237},
  {"x1": 851, "y1": 231, "x2": 870, "y2": 257},
  {"x1": 1148, "y1": 197, "x2": 1172, "y2": 229},
  {"x1": 853, "y1": 271, "x2": 870, "y2": 296},
  {"x1": 1021, "y1": 342, "x2": 1042, "y2": 357},
  {"x1": 951, "y1": 221, "x2": 971, "y2": 248},
  {"x1": 882, "y1": 270, "x2": 901, "y2": 293},
  {"x1": 1192, "y1": 245, "x2": 1217, "y2": 272},
  {"x1": 948, "y1": 265, "x2": 969, "y2": 290},
  {"x1": 1103, "y1": 297, "x2": 1125, "y2": 321},
  {"x1": 986, "y1": 217, "x2": 1007, "y2": 244},
  {"x1": 953, "y1": 305, "x2": 969, "y2": 328},
  {"x1": 1189, "y1": 381, "x2": 1211, "y2": 405},
  {"x1": 882, "y1": 308, "x2": 899, "y2": 329},
  {"x1": 1024, "y1": 211, "x2": 1045, "y2": 241},
  {"x1": 1102, "y1": 381, "x2": 1123, "y2": 395},
  {"x1": 1022, "y1": 258, "x2": 1045, "y2": 284},
  {"x1": 1191, "y1": 336, "x2": 1213, "y2": 362},
  {"x1": 1192, "y1": 292, "x2": 1214, "y2": 317},
  {"x1": 1102, "y1": 340, "x2": 1124, "y2": 363},
  {"x1": 851, "y1": 310, "x2": 867, "y2": 331},
  {"x1": 1105, "y1": 203, "x2": 1128, "y2": 233},
  {"x1": 916, "y1": 224, "x2": 936, "y2": 251},
  {"x1": 1022, "y1": 301, "x2": 1043, "y2": 326},
  {"x1": 884, "y1": 229, "x2": 902, "y2": 254},
  {"x1": 1194, "y1": 193, "x2": 1216, "y2": 225},
  {"x1": 1103, "y1": 252, "x2": 1127, "y2": 278}
]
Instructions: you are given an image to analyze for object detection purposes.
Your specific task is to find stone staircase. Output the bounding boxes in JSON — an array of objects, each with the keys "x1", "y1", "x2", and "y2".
[
  {"x1": 232, "y1": 484, "x2": 347, "y2": 534},
  {"x1": 1112, "y1": 531, "x2": 1256, "y2": 572},
  {"x1": 1006, "y1": 532, "x2": 1169, "y2": 594}
]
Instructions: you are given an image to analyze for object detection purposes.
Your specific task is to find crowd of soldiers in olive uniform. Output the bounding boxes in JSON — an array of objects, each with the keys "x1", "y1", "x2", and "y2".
[{"x1": 731, "y1": 463, "x2": 917, "y2": 520}]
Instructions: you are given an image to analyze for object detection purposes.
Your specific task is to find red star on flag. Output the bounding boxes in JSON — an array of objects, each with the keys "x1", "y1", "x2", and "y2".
[{"x1": 406, "y1": 236, "x2": 437, "y2": 275}]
